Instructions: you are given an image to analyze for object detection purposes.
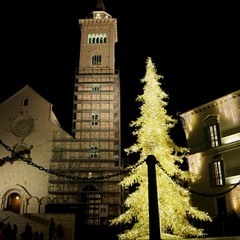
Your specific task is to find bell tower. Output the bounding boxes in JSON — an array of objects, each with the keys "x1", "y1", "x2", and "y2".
[
  {"x1": 78, "y1": 1, "x2": 117, "y2": 74},
  {"x1": 72, "y1": 0, "x2": 122, "y2": 225},
  {"x1": 48, "y1": 0, "x2": 123, "y2": 229}
]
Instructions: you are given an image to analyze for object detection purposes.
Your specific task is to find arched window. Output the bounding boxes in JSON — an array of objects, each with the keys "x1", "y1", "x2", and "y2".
[
  {"x1": 22, "y1": 97, "x2": 29, "y2": 107},
  {"x1": 87, "y1": 34, "x2": 107, "y2": 44}
]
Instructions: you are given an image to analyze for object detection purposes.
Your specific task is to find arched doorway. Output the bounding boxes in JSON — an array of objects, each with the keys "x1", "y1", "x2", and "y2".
[{"x1": 7, "y1": 193, "x2": 21, "y2": 214}]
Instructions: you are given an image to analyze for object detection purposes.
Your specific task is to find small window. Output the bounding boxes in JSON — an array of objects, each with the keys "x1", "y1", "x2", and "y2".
[
  {"x1": 22, "y1": 97, "x2": 29, "y2": 107},
  {"x1": 203, "y1": 115, "x2": 221, "y2": 149},
  {"x1": 92, "y1": 84, "x2": 100, "y2": 92},
  {"x1": 90, "y1": 152, "x2": 98, "y2": 158},
  {"x1": 91, "y1": 113, "x2": 98, "y2": 120},
  {"x1": 208, "y1": 124, "x2": 219, "y2": 147},
  {"x1": 209, "y1": 160, "x2": 225, "y2": 187},
  {"x1": 92, "y1": 54, "x2": 101, "y2": 65},
  {"x1": 91, "y1": 113, "x2": 99, "y2": 125},
  {"x1": 90, "y1": 146, "x2": 98, "y2": 158}
]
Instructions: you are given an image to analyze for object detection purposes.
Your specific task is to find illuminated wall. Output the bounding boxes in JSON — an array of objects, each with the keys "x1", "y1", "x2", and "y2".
[
  {"x1": 0, "y1": 85, "x2": 67, "y2": 214},
  {"x1": 180, "y1": 90, "x2": 240, "y2": 217}
]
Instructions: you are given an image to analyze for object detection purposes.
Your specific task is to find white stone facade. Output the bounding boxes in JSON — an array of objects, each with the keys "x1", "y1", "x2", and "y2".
[
  {"x1": 180, "y1": 90, "x2": 240, "y2": 217},
  {"x1": 0, "y1": 85, "x2": 68, "y2": 214}
]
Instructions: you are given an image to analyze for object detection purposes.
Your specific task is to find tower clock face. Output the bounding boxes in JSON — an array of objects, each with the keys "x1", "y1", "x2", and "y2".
[{"x1": 10, "y1": 115, "x2": 35, "y2": 138}]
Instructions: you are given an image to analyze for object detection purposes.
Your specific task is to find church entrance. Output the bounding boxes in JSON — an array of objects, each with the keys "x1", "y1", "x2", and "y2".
[{"x1": 7, "y1": 193, "x2": 21, "y2": 214}]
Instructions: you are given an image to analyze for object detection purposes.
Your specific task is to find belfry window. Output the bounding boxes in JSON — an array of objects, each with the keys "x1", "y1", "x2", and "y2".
[{"x1": 88, "y1": 34, "x2": 107, "y2": 44}]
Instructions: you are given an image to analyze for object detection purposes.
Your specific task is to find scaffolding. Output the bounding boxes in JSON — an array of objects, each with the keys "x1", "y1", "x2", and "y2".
[{"x1": 48, "y1": 71, "x2": 126, "y2": 225}]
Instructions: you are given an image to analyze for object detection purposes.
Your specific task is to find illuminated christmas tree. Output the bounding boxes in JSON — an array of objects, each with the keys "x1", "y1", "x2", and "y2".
[{"x1": 110, "y1": 57, "x2": 211, "y2": 239}]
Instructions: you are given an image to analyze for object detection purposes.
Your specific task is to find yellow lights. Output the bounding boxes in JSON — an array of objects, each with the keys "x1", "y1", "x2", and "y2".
[
  {"x1": 88, "y1": 172, "x2": 92, "y2": 178},
  {"x1": 229, "y1": 184, "x2": 240, "y2": 211},
  {"x1": 180, "y1": 112, "x2": 194, "y2": 140},
  {"x1": 96, "y1": 13, "x2": 101, "y2": 19},
  {"x1": 226, "y1": 176, "x2": 240, "y2": 185},
  {"x1": 217, "y1": 93, "x2": 240, "y2": 122},
  {"x1": 180, "y1": 90, "x2": 240, "y2": 142},
  {"x1": 110, "y1": 58, "x2": 211, "y2": 240},
  {"x1": 188, "y1": 153, "x2": 203, "y2": 176}
]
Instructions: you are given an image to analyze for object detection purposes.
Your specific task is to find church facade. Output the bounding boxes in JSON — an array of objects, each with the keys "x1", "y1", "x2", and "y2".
[
  {"x1": 0, "y1": 85, "x2": 67, "y2": 214},
  {"x1": 0, "y1": 0, "x2": 124, "y2": 235}
]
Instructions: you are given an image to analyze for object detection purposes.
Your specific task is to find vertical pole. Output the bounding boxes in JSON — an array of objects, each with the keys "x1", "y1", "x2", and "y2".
[{"x1": 146, "y1": 155, "x2": 161, "y2": 240}]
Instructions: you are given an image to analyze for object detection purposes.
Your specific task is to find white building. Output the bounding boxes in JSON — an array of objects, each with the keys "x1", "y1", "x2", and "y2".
[
  {"x1": 180, "y1": 90, "x2": 240, "y2": 220},
  {"x1": 0, "y1": 85, "x2": 68, "y2": 214}
]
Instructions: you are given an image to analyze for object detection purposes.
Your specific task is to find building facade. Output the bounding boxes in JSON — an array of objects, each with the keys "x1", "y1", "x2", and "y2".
[{"x1": 180, "y1": 90, "x2": 240, "y2": 221}]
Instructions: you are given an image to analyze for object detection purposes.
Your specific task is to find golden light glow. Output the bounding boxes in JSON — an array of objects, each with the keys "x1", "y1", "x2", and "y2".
[
  {"x1": 217, "y1": 94, "x2": 240, "y2": 122},
  {"x1": 181, "y1": 113, "x2": 193, "y2": 139},
  {"x1": 110, "y1": 58, "x2": 211, "y2": 240},
  {"x1": 229, "y1": 185, "x2": 240, "y2": 211},
  {"x1": 181, "y1": 91, "x2": 240, "y2": 142},
  {"x1": 188, "y1": 153, "x2": 203, "y2": 176},
  {"x1": 226, "y1": 176, "x2": 240, "y2": 185}
]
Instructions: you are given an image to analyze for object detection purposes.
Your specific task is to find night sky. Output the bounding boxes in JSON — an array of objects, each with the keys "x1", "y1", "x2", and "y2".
[{"x1": 2, "y1": 0, "x2": 240, "y2": 151}]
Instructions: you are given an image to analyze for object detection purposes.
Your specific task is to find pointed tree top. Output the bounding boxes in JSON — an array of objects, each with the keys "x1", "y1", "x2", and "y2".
[{"x1": 96, "y1": 0, "x2": 107, "y2": 11}]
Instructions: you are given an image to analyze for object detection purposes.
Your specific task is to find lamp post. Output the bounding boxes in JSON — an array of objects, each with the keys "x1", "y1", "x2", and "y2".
[{"x1": 146, "y1": 155, "x2": 161, "y2": 240}]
